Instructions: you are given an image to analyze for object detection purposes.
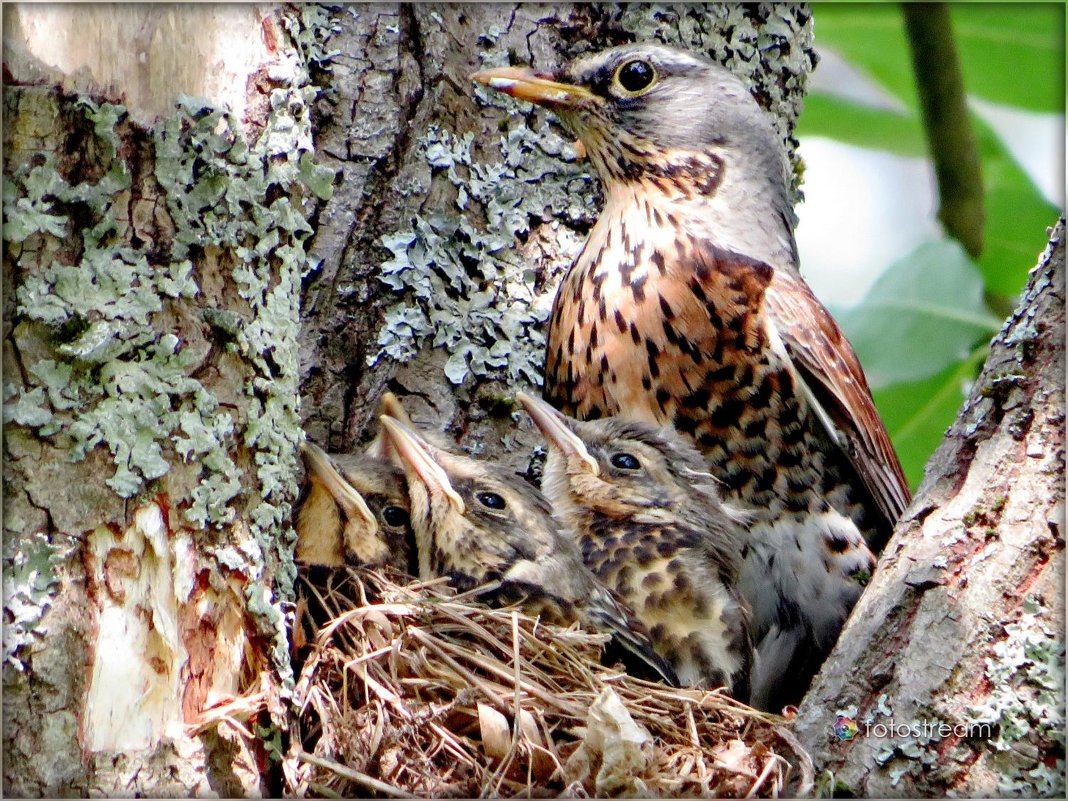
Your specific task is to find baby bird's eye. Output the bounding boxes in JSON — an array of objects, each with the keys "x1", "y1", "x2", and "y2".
[
  {"x1": 609, "y1": 452, "x2": 641, "y2": 470},
  {"x1": 382, "y1": 505, "x2": 409, "y2": 527},
  {"x1": 476, "y1": 491, "x2": 507, "y2": 510}
]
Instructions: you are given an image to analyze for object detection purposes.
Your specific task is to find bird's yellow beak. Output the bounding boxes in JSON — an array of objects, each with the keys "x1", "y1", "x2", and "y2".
[
  {"x1": 377, "y1": 391, "x2": 411, "y2": 426},
  {"x1": 471, "y1": 66, "x2": 596, "y2": 109},
  {"x1": 380, "y1": 416, "x2": 466, "y2": 514},
  {"x1": 300, "y1": 441, "x2": 377, "y2": 532},
  {"x1": 515, "y1": 392, "x2": 600, "y2": 477}
]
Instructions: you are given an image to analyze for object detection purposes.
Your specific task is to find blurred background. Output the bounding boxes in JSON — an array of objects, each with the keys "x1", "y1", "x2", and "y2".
[{"x1": 794, "y1": 3, "x2": 1064, "y2": 488}]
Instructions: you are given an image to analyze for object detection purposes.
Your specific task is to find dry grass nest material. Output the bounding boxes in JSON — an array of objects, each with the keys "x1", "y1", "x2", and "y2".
[{"x1": 287, "y1": 567, "x2": 814, "y2": 798}]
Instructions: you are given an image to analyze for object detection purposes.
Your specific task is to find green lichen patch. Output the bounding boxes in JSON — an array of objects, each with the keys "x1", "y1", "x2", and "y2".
[
  {"x1": 3, "y1": 17, "x2": 332, "y2": 614},
  {"x1": 2, "y1": 530, "x2": 77, "y2": 670},
  {"x1": 280, "y1": 3, "x2": 343, "y2": 81},
  {"x1": 4, "y1": 100, "x2": 210, "y2": 497},
  {"x1": 371, "y1": 93, "x2": 591, "y2": 387}
]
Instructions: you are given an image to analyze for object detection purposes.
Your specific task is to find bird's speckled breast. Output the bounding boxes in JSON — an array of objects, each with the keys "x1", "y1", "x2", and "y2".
[
  {"x1": 580, "y1": 513, "x2": 749, "y2": 691},
  {"x1": 546, "y1": 184, "x2": 822, "y2": 518}
]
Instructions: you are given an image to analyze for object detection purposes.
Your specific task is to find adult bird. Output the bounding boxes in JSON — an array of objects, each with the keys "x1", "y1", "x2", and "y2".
[
  {"x1": 473, "y1": 44, "x2": 909, "y2": 709},
  {"x1": 379, "y1": 414, "x2": 679, "y2": 686},
  {"x1": 517, "y1": 392, "x2": 753, "y2": 701}
]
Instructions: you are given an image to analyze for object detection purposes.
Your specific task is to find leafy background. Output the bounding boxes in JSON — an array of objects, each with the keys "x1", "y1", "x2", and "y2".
[{"x1": 796, "y1": 3, "x2": 1064, "y2": 488}]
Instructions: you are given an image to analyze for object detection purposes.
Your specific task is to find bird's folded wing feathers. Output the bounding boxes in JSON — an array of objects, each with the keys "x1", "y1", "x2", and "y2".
[
  {"x1": 763, "y1": 270, "x2": 911, "y2": 532},
  {"x1": 585, "y1": 588, "x2": 682, "y2": 686}
]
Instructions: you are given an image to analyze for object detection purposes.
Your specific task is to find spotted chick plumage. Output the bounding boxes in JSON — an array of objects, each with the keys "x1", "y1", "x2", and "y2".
[{"x1": 518, "y1": 392, "x2": 753, "y2": 701}]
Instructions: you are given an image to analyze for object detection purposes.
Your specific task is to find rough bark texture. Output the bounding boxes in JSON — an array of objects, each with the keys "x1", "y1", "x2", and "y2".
[
  {"x1": 4, "y1": 3, "x2": 1064, "y2": 798},
  {"x1": 298, "y1": 2, "x2": 817, "y2": 475},
  {"x1": 793, "y1": 220, "x2": 1066, "y2": 797},
  {"x1": 2, "y1": 5, "x2": 319, "y2": 795},
  {"x1": 2, "y1": 4, "x2": 819, "y2": 795}
]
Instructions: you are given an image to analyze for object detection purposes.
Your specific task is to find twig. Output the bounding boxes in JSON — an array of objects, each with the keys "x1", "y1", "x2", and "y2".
[
  {"x1": 295, "y1": 750, "x2": 410, "y2": 798},
  {"x1": 903, "y1": 3, "x2": 984, "y2": 256}
]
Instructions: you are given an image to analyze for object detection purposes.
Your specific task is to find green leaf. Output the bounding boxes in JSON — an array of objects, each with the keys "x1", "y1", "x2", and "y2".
[
  {"x1": 797, "y1": 94, "x2": 926, "y2": 156},
  {"x1": 836, "y1": 240, "x2": 1001, "y2": 388},
  {"x1": 873, "y1": 345, "x2": 988, "y2": 490},
  {"x1": 951, "y1": 4, "x2": 1065, "y2": 113},
  {"x1": 812, "y1": 5, "x2": 1063, "y2": 114},
  {"x1": 973, "y1": 116, "x2": 1062, "y2": 299},
  {"x1": 811, "y1": 4, "x2": 917, "y2": 107}
]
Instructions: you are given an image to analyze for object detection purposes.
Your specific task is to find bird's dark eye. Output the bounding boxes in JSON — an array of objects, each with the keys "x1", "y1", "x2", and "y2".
[
  {"x1": 476, "y1": 492, "x2": 507, "y2": 510},
  {"x1": 610, "y1": 452, "x2": 641, "y2": 470},
  {"x1": 614, "y1": 60, "x2": 657, "y2": 94},
  {"x1": 382, "y1": 505, "x2": 409, "y2": 527}
]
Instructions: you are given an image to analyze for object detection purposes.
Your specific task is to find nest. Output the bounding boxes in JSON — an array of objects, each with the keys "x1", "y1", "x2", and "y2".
[{"x1": 286, "y1": 568, "x2": 814, "y2": 798}]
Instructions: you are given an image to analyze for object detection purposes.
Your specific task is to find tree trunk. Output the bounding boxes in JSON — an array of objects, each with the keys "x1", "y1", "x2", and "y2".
[
  {"x1": 2, "y1": 5, "x2": 317, "y2": 794},
  {"x1": 793, "y1": 219, "x2": 1066, "y2": 797}
]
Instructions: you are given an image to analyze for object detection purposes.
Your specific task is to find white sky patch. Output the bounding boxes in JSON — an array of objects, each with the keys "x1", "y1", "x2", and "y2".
[
  {"x1": 968, "y1": 95, "x2": 1066, "y2": 208},
  {"x1": 795, "y1": 136, "x2": 941, "y2": 309}
]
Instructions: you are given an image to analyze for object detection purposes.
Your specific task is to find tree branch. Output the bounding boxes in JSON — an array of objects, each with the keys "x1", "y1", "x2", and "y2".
[{"x1": 903, "y1": 3, "x2": 985, "y2": 258}]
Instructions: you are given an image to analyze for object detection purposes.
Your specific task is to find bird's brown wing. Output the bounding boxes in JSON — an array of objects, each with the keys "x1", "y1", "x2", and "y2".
[{"x1": 763, "y1": 269, "x2": 911, "y2": 534}]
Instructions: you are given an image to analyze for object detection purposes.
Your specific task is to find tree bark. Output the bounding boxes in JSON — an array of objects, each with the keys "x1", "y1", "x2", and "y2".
[
  {"x1": 793, "y1": 219, "x2": 1066, "y2": 797},
  {"x1": 2, "y1": 5, "x2": 315, "y2": 795}
]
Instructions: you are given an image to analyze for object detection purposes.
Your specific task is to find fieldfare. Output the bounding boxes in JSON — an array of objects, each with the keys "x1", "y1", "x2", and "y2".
[
  {"x1": 295, "y1": 391, "x2": 423, "y2": 572},
  {"x1": 379, "y1": 414, "x2": 679, "y2": 685},
  {"x1": 517, "y1": 392, "x2": 753, "y2": 700},
  {"x1": 474, "y1": 44, "x2": 909, "y2": 709}
]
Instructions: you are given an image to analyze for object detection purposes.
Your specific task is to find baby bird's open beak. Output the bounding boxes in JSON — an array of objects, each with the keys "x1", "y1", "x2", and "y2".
[{"x1": 300, "y1": 441, "x2": 377, "y2": 531}]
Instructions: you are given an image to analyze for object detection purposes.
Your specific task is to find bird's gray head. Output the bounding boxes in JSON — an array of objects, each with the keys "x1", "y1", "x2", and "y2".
[{"x1": 473, "y1": 43, "x2": 787, "y2": 189}]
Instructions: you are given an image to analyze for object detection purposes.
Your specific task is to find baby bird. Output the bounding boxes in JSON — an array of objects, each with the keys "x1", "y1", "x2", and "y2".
[
  {"x1": 294, "y1": 441, "x2": 416, "y2": 574},
  {"x1": 295, "y1": 391, "x2": 434, "y2": 572},
  {"x1": 379, "y1": 414, "x2": 679, "y2": 685},
  {"x1": 517, "y1": 392, "x2": 753, "y2": 701}
]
